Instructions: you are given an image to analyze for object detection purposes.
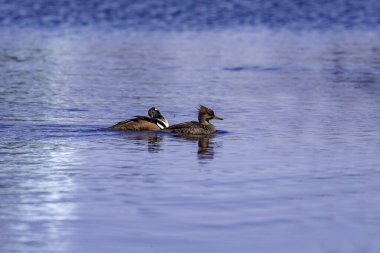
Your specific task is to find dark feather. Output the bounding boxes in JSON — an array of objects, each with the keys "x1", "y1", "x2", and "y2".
[
  {"x1": 166, "y1": 121, "x2": 199, "y2": 129},
  {"x1": 164, "y1": 121, "x2": 216, "y2": 135}
]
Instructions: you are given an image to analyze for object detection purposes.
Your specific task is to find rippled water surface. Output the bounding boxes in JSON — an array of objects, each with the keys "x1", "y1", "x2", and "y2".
[{"x1": 1, "y1": 28, "x2": 380, "y2": 253}]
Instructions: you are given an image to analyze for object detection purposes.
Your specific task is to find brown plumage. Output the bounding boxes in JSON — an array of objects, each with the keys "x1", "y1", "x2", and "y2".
[
  {"x1": 163, "y1": 105, "x2": 223, "y2": 135},
  {"x1": 110, "y1": 107, "x2": 169, "y2": 131}
]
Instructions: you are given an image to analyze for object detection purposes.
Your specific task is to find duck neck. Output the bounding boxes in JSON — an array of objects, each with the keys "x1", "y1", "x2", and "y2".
[
  {"x1": 198, "y1": 115, "x2": 210, "y2": 125},
  {"x1": 157, "y1": 117, "x2": 169, "y2": 128}
]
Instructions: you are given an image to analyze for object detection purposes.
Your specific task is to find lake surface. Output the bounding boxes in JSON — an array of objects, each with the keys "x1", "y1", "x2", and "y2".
[{"x1": 1, "y1": 26, "x2": 380, "y2": 253}]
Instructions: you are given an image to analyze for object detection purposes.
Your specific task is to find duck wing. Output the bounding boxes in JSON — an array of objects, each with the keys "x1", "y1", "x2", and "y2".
[{"x1": 111, "y1": 115, "x2": 150, "y2": 127}]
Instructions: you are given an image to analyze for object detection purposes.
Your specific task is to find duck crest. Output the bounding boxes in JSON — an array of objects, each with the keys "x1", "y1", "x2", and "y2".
[
  {"x1": 198, "y1": 105, "x2": 214, "y2": 115},
  {"x1": 198, "y1": 105, "x2": 216, "y2": 124},
  {"x1": 148, "y1": 107, "x2": 169, "y2": 129}
]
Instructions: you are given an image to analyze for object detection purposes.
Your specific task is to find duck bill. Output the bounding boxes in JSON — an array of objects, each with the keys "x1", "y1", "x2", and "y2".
[{"x1": 213, "y1": 116, "x2": 223, "y2": 120}]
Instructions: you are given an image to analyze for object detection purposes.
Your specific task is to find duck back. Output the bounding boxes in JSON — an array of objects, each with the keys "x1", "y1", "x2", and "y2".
[
  {"x1": 164, "y1": 121, "x2": 216, "y2": 135},
  {"x1": 111, "y1": 116, "x2": 161, "y2": 131}
]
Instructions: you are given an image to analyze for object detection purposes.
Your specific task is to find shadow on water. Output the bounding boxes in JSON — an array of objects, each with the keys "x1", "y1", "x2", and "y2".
[{"x1": 329, "y1": 48, "x2": 379, "y2": 90}]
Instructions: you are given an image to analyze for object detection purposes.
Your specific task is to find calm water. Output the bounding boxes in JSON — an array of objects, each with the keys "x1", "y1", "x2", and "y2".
[{"x1": 1, "y1": 25, "x2": 380, "y2": 253}]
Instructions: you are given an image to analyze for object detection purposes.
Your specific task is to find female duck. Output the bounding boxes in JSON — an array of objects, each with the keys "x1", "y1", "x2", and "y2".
[
  {"x1": 111, "y1": 107, "x2": 169, "y2": 131},
  {"x1": 163, "y1": 105, "x2": 222, "y2": 135}
]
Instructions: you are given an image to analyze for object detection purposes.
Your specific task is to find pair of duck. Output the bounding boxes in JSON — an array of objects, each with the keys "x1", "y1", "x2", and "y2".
[{"x1": 111, "y1": 105, "x2": 223, "y2": 135}]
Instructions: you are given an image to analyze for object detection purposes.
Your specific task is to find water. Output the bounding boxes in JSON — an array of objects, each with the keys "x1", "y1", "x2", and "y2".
[
  {"x1": 1, "y1": 1, "x2": 380, "y2": 252},
  {"x1": 1, "y1": 28, "x2": 379, "y2": 253},
  {"x1": 1, "y1": 0, "x2": 380, "y2": 29}
]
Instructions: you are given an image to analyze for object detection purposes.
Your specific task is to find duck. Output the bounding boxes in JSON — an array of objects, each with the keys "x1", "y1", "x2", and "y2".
[
  {"x1": 163, "y1": 105, "x2": 222, "y2": 135},
  {"x1": 110, "y1": 107, "x2": 169, "y2": 131}
]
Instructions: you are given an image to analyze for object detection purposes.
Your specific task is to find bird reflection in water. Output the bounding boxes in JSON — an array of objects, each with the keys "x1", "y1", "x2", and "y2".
[
  {"x1": 180, "y1": 134, "x2": 215, "y2": 161},
  {"x1": 124, "y1": 133, "x2": 216, "y2": 161},
  {"x1": 125, "y1": 134, "x2": 164, "y2": 153}
]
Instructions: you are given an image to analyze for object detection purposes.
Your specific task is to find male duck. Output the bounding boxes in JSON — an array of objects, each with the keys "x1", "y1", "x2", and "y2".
[{"x1": 111, "y1": 107, "x2": 169, "y2": 131}]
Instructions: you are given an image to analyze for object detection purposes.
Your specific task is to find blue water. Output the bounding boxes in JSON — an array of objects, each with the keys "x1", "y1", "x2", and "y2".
[
  {"x1": 0, "y1": 0, "x2": 380, "y2": 29},
  {"x1": 1, "y1": 1, "x2": 380, "y2": 253}
]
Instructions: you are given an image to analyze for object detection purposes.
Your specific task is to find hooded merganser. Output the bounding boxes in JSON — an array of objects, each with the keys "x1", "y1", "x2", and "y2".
[
  {"x1": 111, "y1": 107, "x2": 169, "y2": 131},
  {"x1": 163, "y1": 105, "x2": 223, "y2": 135}
]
